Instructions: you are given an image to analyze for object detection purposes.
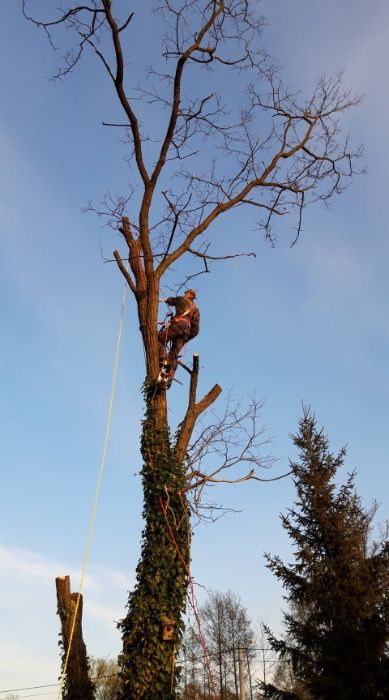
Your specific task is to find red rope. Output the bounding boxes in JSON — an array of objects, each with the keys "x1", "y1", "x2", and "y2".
[{"x1": 159, "y1": 493, "x2": 217, "y2": 697}]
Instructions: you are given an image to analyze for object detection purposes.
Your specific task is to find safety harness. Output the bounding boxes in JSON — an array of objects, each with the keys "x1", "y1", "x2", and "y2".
[{"x1": 172, "y1": 301, "x2": 196, "y2": 325}]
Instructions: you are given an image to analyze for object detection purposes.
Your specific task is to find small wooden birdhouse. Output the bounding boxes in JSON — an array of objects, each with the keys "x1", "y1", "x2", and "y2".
[{"x1": 161, "y1": 616, "x2": 176, "y2": 641}]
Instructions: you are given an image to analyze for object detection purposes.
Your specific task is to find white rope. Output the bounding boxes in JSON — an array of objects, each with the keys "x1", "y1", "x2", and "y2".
[{"x1": 57, "y1": 279, "x2": 127, "y2": 699}]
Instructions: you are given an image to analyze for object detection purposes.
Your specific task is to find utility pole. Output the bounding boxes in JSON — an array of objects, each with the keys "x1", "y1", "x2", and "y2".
[
  {"x1": 246, "y1": 641, "x2": 254, "y2": 700},
  {"x1": 183, "y1": 643, "x2": 187, "y2": 695},
  {"x1": 238, "y1": 646, "x2": 246, "y2": 700}
]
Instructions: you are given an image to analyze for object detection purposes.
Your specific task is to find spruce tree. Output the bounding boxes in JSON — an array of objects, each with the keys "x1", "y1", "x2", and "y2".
[{"x1": 263, "y1": 410, "x2": 389, "y2": 700}]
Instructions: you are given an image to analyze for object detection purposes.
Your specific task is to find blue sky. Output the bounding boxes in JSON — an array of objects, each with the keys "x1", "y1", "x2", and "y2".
[{"x1": 1, "y1": 1, "x2": 389, "y2": 694}]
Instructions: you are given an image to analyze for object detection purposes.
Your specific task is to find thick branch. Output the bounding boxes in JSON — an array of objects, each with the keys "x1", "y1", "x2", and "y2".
[
  {"x1": 188, "y1": 353, "x2": 200, "y2": 409},
  {"x1": 102, "y1": 1, "x2": 149, "y2": 186},
  {"x1": 175, "y1": 354, "x2": 222, "y2": 463},
  {"x1": 156, "y1": 117, "x2": 318, "y2": 278},
  {"x1": 113, "y1": 250, "x2": 136, "y2": 294},
  {"x1": 150, "y1": 1, "x2": 225, "y2": 190},
  {"x1": 117, "y1": 217, "x2": 148, "y2": 303},
  {"x1": 138, "y1": 1, "x2": 226, "y2": 286}
]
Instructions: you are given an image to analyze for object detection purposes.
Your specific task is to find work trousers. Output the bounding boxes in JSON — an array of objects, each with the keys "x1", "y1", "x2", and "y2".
[{"x1": 158, "y1": 317, "x2": 190, "y2": 372}]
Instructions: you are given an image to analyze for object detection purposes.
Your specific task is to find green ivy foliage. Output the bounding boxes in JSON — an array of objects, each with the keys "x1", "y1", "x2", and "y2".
[{"x1": 118, "y1": 390, "x2": 191, "y2": 699}]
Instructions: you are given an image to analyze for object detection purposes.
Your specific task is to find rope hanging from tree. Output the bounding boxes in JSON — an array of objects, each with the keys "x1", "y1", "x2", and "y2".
[{"x1": 57, "y1": 278, "x2": 127, "y2": 700}]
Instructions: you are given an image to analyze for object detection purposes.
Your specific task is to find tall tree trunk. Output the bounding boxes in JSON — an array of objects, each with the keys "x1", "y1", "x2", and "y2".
[
  {"x1": 115, "y1": 212, "x2": 221, "y2": 697},
  {"x1": 116, "y1": 212, "x2": 220, "y2": 698},
  {"x1": 118, "y1": 397, "x2": 191, "y2": 698},
  {"x1": 56, "y1": 575, "x2": 95, "y2": 700}
]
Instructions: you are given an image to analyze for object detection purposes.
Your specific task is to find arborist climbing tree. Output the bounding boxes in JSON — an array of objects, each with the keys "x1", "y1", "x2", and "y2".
[
  {"x1": 158, "y1": 289, "x2": 200, "y2": 388},
  {"x1": 24, "y1": 1, "x2": 361, "y2": 698}
]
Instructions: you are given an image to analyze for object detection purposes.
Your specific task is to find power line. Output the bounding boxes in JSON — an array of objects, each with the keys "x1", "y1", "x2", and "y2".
[
  {"x1": 0, "y1": 673, "x2": 115, "y2": 696},
  {"x1": 0, "y1": 683, "x2": 59, "y2": 695},
  {"x1": 6, "y1": 693, "x2": 57, "y2": 700}
]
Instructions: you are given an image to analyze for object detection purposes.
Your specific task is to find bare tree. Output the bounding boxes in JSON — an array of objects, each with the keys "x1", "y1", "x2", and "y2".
[
  {"x1": 179, "y1": 626, "x2": 204, "y2": 699},
  {"x1": 23, "y1": 1, "x2": 361, "y2": 697},
  {"x1": 89, "y1": 657, "x2": 121, "y2": 700},
  {"x1": 181, "y1": 590, "x2": 255, "y2": 699}
]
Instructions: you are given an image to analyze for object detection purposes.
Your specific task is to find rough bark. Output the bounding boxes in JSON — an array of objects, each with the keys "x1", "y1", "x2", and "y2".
[{"x1": 56, "y1": 575, "x2": 95, "y2": 700}]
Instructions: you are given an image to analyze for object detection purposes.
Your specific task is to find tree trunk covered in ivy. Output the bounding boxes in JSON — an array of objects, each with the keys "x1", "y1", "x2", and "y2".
[
  {"x1": 118, "y1": 397, "x2": 191, "y2": 699},
  {"x1": 114, "y1": 216, "x2": 221, "y2": 698}
]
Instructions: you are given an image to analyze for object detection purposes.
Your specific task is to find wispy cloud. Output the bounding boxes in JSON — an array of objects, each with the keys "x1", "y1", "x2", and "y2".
[
  {"x1": 0, "y1": 542, "x2": 132, "y2": 611},
  {"x1": 0, "y1": 542, "x2": 133, "y2": 690},
  {"x1": 85, "y1": 599, "x2": 122, "y2": 624},
  {"x1": 0, "y1": 543, "x2": 67, "y2": 581}
]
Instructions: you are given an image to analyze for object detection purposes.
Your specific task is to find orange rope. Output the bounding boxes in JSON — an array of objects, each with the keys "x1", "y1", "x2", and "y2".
[
  {"x1": 147, "y1": 446, "x2": 216, "y2": 695},
  {"x1": 159, "y1": 492, "x2": 217, "y2": 697}
]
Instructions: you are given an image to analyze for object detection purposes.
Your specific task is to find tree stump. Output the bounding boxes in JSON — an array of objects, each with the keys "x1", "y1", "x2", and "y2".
[{"x1": 56, "y1": 575, "x2": 95, "y2": 700}]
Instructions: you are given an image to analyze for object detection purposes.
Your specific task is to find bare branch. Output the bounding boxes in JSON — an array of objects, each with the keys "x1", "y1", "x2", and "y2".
[
  {"x1": 26, "y1": 2, "x2": 361, "y2": 283},
  {"x1": 113, "y1": 250, "x2": 136, "y2": 294},
  {"x1": 101, "y1": 1, "x2": 150, "y2": 188},
  {"x1": 182, "y1": 393, "x2": 278, "y2": 517},
  {"x1": 102, "y1": 121, "x2": 131, "y2": 128},
  {"x1": 149, "y1": 0, "x2": 226, "y2": 193},
  {"x1": 188, "y1": 247, "x2": 256, "y2": 262}
]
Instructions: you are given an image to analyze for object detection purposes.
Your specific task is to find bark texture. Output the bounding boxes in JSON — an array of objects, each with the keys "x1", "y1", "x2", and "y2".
[{"x1": 56, "y1": 575, "x2": 95, "y2": 700}]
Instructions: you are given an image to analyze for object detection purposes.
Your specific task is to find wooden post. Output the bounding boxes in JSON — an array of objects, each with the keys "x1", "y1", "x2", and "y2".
[{"x1": 56, "y1": 575, "x2": 95, "y2": 700}]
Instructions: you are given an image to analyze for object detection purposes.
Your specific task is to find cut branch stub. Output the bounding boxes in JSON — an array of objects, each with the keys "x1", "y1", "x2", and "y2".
[{"x1": 175, "y1": 353, "x2": 222, "y2": 463}]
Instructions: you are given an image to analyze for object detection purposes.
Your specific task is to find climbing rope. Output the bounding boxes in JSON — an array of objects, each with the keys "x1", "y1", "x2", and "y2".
[
  {"x1": 57, "y1": 279, "x2": 127, "y2": 699},
  {"x1": 159, "y1": 491, "x2": 217, "y2": 697}
]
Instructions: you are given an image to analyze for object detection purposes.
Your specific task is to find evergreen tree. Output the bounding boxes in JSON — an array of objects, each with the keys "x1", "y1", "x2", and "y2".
[{"x1": 263, "y1": 410, "x2": 389, "y2": 700}]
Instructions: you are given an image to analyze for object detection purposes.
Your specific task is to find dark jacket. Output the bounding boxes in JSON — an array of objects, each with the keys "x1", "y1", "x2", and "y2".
[
  {"x1": 166, "y1": 296, "x2": 200, "y2": 339},
  {"x1": 165, "y1": 296, "x2": 192, "y2": 316}
]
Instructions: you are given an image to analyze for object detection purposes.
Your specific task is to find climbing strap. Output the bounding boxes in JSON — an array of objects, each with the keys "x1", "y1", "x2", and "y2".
[
  {"x1": 57, "y1": 279, "x2": 127, "y2": 700},
  {"x1": 172, "y1": 312, "x2": 191, "y2": 323}
]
